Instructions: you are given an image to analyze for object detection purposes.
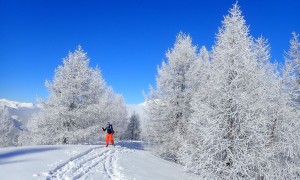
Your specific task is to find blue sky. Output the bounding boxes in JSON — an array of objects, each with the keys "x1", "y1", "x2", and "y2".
[{"x1": 0, "y1": 0, "x2": 299, "y2": 104}]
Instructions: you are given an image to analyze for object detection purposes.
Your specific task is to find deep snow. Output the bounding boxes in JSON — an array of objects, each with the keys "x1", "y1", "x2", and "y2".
[{"x1": 0, "y1": 141, "x2": 198, "y2": 180}]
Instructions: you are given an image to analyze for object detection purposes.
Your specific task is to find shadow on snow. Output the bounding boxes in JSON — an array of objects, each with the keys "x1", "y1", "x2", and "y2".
[
  {"x1": 117, "y1": 141, "x2": 144, "y2": 150},
  {"x1": 0, "y1": 147, "x2": 61, "y2": 160}
]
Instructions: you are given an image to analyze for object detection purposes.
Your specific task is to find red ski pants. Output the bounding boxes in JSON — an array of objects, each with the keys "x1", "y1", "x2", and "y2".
[{"x1": 105, "y1": 133, "x2": 114, "y2": 147}]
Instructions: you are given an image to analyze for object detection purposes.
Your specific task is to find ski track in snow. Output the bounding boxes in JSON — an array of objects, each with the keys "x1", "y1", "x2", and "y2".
[{"x1": 44, "y1": 146, "x2": 122, "y2": 180}]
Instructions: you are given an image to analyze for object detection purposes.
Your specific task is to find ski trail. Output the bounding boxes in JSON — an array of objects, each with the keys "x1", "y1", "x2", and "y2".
[
  {"x1": 104, "y1": 150, "x2": 115, "y2": 178},
  {"x1": 45, "y1": 146, "x2": 123, "y2": 180},
  {"x1": 45, "y1": 147, "x2": 100, "y2": 179},
  {"x1": 103, "y1": 147, "x2": 123, "y2": 180}
]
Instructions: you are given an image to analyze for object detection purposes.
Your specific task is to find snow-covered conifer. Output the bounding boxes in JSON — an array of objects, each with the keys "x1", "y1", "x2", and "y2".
[
  {"x1": 146, "y1": 32, "x2": 197, "y2": 162},
  {"x1": 182, "y1": 3, "x2": 280, "y2": 178},
  {"x1": 22, "y1": 46, "x2": 127, "y2": 145},
  {"x1": 125, "y1": 112, "x2": 141, "y2": 141},
  {"x1": 284, "y1": 32, "x2": 300, "y2": 106},
  {"x1": 266, "y1": 33, "x2": 300, "y2": 178},
  {"x1": 105, "y1": 91, "x2": 128, "y2": 139},
  {"x1": 187, "y1": 46, "x2": 210, "y2": 92}
]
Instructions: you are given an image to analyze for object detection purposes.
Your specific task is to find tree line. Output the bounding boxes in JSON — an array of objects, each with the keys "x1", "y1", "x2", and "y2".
[{"x1": 145, "y1": 3, "x2": 300, "y2": 179}]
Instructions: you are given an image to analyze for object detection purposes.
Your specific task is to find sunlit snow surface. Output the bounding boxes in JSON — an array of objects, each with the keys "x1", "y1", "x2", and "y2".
[{"x1": 0, "y1": 141, "x2": 199, "y2": 180}]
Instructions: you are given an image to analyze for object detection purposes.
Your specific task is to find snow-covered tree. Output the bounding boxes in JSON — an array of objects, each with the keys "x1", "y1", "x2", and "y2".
[
  {"x1": 125, "y1": 112, "x2": 141, "y2": 141},
  {"x1": 178, "y1": 46, "x2": 211, "y2": 167},
  {"x1": 252, "y1": 36, "x2": 279, "y2": 147},
  {"x1": 21, "y1": 46, "x2": 127, "y2": 145},
  {"x1": 180, "y1": 3, "x2": 284, "y2": 179},
  {"x1": 265, "y1": 75, "x2": 300, "y2": 179},
  {"x1": 187, "y1": 46, "x2": 210, "y2": 93},
  {"x1": 250, "y1": 35, "x2": 300, "y2": 178},
  {"x1": 146, "y1": 32, "x2": 197, "y2": 162},
  {"x1": 103, "y1": 90, "x2": 128, "y2": 139},
  {"x1": 284, "y1": 32, "x2": 300, "y2": 107},
  {"x1": 266, "y1": 33, "x2": 300, "y2": 179},
  {"x1": 0, "y1": 106, "x2": 19, "y2": 147},
  {"x1": 253, "y1": 36, "x2": 271, "y2": 66}
]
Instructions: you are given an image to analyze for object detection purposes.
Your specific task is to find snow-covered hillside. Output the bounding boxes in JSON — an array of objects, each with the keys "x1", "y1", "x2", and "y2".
[
  {"x1": 0, "y1": 141, "x2": 198, "y2": 180},
  {"x1": 0, "y1": 99, "x2": 41, "y2": 147},
  {"x1": 0, "y1": 99, "x2": 40, "y2": 126},
  {"x1": 0, "y1": 99, "x2": 35, "y2": 109}
]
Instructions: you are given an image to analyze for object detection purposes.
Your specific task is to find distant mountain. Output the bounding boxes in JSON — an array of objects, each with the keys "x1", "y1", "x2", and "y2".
[
  {"x1": 0, "y1": 99, "x2": 40, "y2": 127},
  {"x1": 0, "y1": 99, "x2": 41, "y2": 146},
  {"x1": 0, "y1": 99, "x2": 35, "y2": 109}
]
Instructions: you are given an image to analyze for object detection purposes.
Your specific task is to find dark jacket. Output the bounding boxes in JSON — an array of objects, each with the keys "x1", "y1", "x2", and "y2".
[{"x1": 102, "y1": 124, "x2": 114, "y2": 134}]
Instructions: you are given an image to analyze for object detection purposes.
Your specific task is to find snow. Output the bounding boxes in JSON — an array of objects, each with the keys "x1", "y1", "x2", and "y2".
[
  {"x1": 0, "y1": 145, "x2": 93, "y2": 179},
  {"x1": 0, "y1": 141, "x2": 199, "y2": 179},
  {"x1": 116, "y1": 142, "x2": 198, "y2": 180},
  {"x1": 0, "y1": 99, "x2": 40, "y2": 127},
  {"x1": 0, "y1": 99, "x2": 41, "y2": 147},
  {"x1": 0, "y1": 99, "x2": 35, "y2": 109}
]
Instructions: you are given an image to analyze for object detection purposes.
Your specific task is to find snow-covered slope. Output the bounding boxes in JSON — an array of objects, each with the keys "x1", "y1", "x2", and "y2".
[
  {"x1": 0, "y1": 99, "x2": 40, "y2": 126},
  {"x1": 0, "y1": 99, "x2": 40, "y2": 146},
  {"x1": 0, "y1": 141, "x2": 198, "y2": 180},
  {"x1": 0, "y1": 99, "x2": 35, "y2": 109}
]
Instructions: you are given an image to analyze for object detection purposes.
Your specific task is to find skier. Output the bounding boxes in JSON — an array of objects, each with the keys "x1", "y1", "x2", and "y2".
[{"x1": 102, "y1": 121, "x2": 114, "y2": 147}]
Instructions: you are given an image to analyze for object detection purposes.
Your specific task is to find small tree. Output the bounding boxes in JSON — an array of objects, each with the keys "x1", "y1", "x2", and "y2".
[{"x1": 125, "y1": 112, "x2": 141, "y2": 141}]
